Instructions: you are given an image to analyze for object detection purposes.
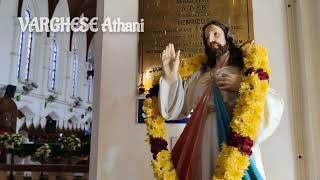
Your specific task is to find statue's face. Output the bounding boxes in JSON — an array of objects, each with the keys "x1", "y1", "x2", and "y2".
[
  {"x1": 204, "y1": 24, "x2": 227, "y2": 49},
  {"x1": 203, "y1": 24, "x2": 229, "y2": 61}
]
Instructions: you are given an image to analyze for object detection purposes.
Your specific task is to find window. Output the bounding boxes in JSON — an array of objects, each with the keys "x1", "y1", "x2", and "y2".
[
  {"x1": 17, "y1": 10, "x2": 33, "y2": 81},
  {"x1": 49, "y1": 33, "x2": 58, "y2": 90},
  {"x1": 87, "y1": 50, "x2": 94, "y2": 102},
  {"x1": 24, "y1": 10, "x2": 33, "y2": 81},
  {"x1": 71, "y1": 50, "x2": 78, "y2": 97},
  {"x1": 25, "y1": 11, "x2": 33, "y2": 81},
  {"x1": 17, "y1": 30, "x2": 24, "y2": 78},
  {"x1": 87, "y1": 64, "x2": 93, "y2": 102}
]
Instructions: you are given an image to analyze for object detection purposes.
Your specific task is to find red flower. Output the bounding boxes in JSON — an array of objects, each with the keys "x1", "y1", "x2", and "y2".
[
  {"x1": 245, "y1": 67, "x2": 255, "y2": 76},
  {"x1": 227, "y1": 132, "x2": 254, "y2": 156},
  {"x1": 227, "y1": 131, "x2": 242, "y2": 147},
  {"x1": 257, "y1": 69, "x2": 269, "y2": 80},
  {"x1": 150, "y1": 137, "x2": 168, "y2": 159},
  {"x1": 240, "y1": 145, "x2": 253, "y2": 156},
  {"x1": 245, "y1": 68, "x2": 269, "y2": 80},
  {"x1": 243, "y1": 137, "x2": 254, "y2": 147},
  {"x1": 241, "y1": 137, "x2": 254, "y2": 156}
]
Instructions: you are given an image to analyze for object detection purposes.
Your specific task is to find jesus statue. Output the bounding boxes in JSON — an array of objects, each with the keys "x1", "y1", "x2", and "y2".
[{"x1": 158, "y1": 20, "x2": 284, "y2": 180}]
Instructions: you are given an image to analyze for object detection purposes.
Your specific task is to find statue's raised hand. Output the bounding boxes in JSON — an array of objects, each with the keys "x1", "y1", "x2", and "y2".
[{"x1": 161, "y1": 43, "x2": 181, "y2": 85}]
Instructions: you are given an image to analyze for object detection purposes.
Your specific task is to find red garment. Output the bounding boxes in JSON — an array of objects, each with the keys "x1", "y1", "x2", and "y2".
[{"x1": 171, "y1": 87, "x2": 212, "y2": 180}]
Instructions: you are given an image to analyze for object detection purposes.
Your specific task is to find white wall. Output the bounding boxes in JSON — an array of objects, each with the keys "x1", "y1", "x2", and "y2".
[
  {"x1": 91, "y1": 0, "x2": 296, "y2": 180},
  {"x1": 252, "y1": 1, "x2": 296, "y2": 180},
  {"x1": 90, "y1": 0, "x2": 154, "y2": 179},
  {"x1": 316, "y1": 0, "x2": 320, "y2": 37},
  {"x1": 294, "y1": 0, "x2": 320, "y2": 178},
  {"x1": 0, "y1": 0, "x2": 18, "y2": 85}
]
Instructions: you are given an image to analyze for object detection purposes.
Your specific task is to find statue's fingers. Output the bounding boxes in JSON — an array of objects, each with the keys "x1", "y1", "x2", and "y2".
[
  {"x1": 165, "y1": 48, "x2": 169, "y2": 59},
  {"x1": 171, "y1": 43, "x2": 176, "y2": 57},
  {"x1": 175, "y1": 50, "x2": 181, "y2": 61},
  {"x1": 168, "y1": 44, "x2": 172, "y2": 57},
  {"x1": 161, "y1": 50, "x2": 166, "y2": 61}
]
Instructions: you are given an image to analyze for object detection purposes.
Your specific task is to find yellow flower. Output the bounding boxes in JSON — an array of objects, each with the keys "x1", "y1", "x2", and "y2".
[
  {"x1": 144, "y1": 98, "x2": 153, "y2": 108},
  {"x1": 143, "y1": 79, "x2": 153, "y2": 92},
  {"x1": 163, "y1": 170, "x2": 179, "y2": 180}
]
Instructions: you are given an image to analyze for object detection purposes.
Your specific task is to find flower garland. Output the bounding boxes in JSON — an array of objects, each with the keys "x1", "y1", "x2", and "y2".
[
  {"x1": 213, "y1": 43, "x2": 270, "y2": 180},
  {"x1": 143, "y1": 43, "x2": 270, "y2": 180}
]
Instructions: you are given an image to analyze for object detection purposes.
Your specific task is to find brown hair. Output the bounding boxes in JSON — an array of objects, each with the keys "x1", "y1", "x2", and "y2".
[{"x1": 201, "y1": 20, "x2": 244, "y2": 69}]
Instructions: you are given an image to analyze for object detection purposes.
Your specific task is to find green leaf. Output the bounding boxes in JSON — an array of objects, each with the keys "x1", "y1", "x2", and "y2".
[{"x1": 16, "y1": 95, "x2": 21, "y2": 101}]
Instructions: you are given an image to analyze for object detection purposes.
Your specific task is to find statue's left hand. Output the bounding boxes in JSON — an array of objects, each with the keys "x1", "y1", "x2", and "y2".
[{"x1": 216, "y1": 73, "x2": 241, "y2": 92}]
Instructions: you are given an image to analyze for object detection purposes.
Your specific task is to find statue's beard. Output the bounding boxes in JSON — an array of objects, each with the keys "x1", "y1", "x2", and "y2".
[{"x1": 206, "y1": 42, "x2": 229, "y2": 63}]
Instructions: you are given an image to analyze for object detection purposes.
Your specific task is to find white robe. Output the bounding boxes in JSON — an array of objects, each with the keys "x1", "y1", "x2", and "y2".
[{"x1": 159, "y1": 66, "x2": 284, "y2": 180}]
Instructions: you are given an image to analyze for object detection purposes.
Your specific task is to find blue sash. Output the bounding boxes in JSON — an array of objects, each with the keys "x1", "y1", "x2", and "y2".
[{"x1": 213, "y1": 86, "x2": 263, "y2": 180}]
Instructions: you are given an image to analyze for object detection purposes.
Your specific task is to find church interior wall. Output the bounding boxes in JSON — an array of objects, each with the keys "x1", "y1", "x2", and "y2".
[
  {"x1": 0, "y1": 0, "x2": 93, "y2": 133},
  {"x1": 252, "y1": 1, "x2": 296, "y2": 179},
  {"x1": 293, "y1": 0, "x2": 320, "y2": 178}
]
